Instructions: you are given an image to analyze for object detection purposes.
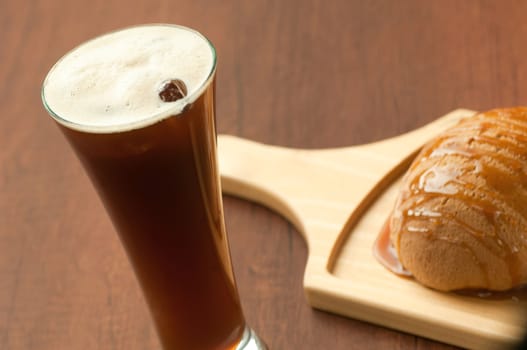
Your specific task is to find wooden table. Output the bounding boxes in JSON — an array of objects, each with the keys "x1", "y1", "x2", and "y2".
[{"x1": 2, "y1": 0, "x2": 527, "y2": 349}]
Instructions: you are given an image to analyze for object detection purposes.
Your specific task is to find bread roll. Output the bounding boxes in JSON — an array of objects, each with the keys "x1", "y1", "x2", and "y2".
[{"x1": 389, "y1": 107, "x2": 527, "y2": 291}]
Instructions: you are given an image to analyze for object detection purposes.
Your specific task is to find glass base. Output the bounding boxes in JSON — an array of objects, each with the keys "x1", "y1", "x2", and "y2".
[{"x1": 235, "y1": 326, "x2": 267, "y2": 350}]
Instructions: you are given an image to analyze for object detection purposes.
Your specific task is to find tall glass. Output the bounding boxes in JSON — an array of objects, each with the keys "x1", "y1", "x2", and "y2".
[{"x1": 41, "y1": 24, "x2": 266, "y2": 350}]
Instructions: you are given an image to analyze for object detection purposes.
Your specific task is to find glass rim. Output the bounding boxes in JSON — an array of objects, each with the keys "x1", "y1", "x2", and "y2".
[{"x1": 41, "y1": 23, "x2": 217, "y2": 134}]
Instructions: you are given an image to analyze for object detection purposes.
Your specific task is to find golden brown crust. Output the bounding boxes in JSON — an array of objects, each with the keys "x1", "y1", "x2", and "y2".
[{"x1": 390, "y1": 107, "x2": 527, "y2": 291}]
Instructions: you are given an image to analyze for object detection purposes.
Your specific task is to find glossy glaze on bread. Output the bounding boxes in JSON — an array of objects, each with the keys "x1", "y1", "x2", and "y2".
[{"x1": 389, "y1": 107, "x2": 527, "y2": 291}]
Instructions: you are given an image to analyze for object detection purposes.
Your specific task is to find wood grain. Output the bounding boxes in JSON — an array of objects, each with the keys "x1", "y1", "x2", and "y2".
[
  {"x1": 2, "y1": 0, "x2": 527, "y2": 349},
  {"x1": 219, "y1": 109, "x2": 527, "y2": 350}
]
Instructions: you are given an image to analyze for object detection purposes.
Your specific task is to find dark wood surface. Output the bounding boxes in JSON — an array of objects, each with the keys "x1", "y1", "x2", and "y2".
[{"x1": 2, "y1": 0, "x2": 527, "y2": 349}]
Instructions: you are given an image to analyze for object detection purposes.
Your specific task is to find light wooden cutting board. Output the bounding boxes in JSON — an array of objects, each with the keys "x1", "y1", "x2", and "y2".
[{"x1": 218, "y1": 109, "x2": 527, "y2": 350}]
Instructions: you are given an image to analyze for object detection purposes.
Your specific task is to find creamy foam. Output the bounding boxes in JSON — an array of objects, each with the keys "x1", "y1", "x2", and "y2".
[{"x1": 42, "y1": 24, "x2": 216, "y2": 133}]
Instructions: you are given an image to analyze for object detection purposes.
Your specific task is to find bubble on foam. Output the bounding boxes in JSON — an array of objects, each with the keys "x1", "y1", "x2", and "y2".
[{"x1": 42, "y1": 24, "x2": 215, "y2": 133}]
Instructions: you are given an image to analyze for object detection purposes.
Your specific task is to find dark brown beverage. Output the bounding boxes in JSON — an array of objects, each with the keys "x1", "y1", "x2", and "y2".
[
  {"x1": 61, "y1": 78, "x2": 245, "y2": 349},
  {"x1": 58, "y1": 78, "x2": 246, "y2": 349},
  {"x1": 42, "y1": 24, "x2": 266, "y2": 350}
]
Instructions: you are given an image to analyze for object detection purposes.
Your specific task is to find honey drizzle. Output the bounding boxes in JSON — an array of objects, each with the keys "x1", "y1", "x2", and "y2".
[
  {"x1": 383, "y1": 108, "x2": 527, "y2": 288},
  {"x1": 373, "y1": 219, "x2": 411, "y2": 277}
]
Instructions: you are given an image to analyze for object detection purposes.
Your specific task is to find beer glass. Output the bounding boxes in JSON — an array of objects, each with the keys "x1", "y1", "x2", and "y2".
[{"x1": 41, "y1": 24, "x2": 266, "y2": 350}]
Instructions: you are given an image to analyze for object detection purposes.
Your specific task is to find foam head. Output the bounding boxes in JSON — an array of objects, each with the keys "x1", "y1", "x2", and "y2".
[{"x1": 42, "y1": 24, "x2": 216, "y2": 133}]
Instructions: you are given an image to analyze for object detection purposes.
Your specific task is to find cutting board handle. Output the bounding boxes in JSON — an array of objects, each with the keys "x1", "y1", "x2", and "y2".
[{"x1": 218, "y1": 135, "x2": 306, "y2": 232}]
